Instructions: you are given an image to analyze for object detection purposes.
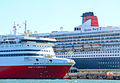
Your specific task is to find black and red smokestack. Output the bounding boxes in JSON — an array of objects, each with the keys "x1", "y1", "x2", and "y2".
[{"x1": 81, "y1": 12, "x2": 99, "y2": 27}]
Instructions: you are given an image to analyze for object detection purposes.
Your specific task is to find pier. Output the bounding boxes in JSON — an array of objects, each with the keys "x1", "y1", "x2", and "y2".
[{"x1": 65, "y1": 70, "x2": 120, "y2": 80}]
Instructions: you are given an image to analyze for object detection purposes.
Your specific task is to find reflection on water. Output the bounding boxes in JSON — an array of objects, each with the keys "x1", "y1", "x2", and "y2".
[{"x1": 0, "y1": 79, "x2": 119, "y2": 83}]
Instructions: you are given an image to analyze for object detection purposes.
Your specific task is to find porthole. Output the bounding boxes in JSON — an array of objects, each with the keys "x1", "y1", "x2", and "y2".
[
  {"x1": 49, "y1": 60, "x2": 52, "y2": 62},
  {"x1": 36, "y1": 59, "x2": 39, "y2": 61}
]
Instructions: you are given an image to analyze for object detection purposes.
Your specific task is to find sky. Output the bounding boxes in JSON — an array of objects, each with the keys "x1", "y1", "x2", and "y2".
[{"x1": 0, "y1": 0, "x2": 120, "y2": 35}]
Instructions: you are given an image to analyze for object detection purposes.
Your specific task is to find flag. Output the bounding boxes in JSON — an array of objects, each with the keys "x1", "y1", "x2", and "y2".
[
  {"x1": 17, "y1": 24, "x2": 21, "y2": 28},
  {"x1": 13, "y1": 26, "x2": 15, "y2": 28},
  {"x1": 17, "y1": 24, "x2": 19, "y2": 26}
]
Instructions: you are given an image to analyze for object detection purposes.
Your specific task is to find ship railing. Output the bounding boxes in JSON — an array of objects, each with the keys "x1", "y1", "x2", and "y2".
[
  {"x1": 55, "y1": 48, "x2": 63, "y2": 50},
  {"x1": 57, "y1": 38, "x2": 120, "y2": 44},
  {"x1": 64, "y1": 48, "x2": 72, "y2": 50},
  {"x1": 73, "y1": 47, "x2": 82, "y2": 49},
  {"x1": 23, "y1": 42, "x2": 54, "y2": 46}
]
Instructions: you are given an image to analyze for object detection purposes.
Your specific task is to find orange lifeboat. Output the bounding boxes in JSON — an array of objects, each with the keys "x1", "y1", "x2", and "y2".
[
  {"x1": 83, "y1": 45, "x2": 91, "y2": 48},
  {"x1": 91, "y1": 44, "x2": 101, "y2": 48}
]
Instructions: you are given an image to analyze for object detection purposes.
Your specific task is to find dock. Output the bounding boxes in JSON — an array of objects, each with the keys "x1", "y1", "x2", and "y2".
[{"x1": 64, "y1": 70, "x2": 120, "y2": 80}]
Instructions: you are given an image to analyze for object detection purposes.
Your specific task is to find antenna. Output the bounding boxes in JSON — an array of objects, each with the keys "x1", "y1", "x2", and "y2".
[{"x1": 24, "y1": 20, "x2": 27, "y2": 34}]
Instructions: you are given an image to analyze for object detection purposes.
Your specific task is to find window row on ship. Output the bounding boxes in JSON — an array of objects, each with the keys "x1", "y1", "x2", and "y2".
[
  {"x1": 98, "y1": 61, "x2": 120, "y2": 65},
  {"x1": 57, "y1": 37, "x2": 120, "y2": 42},
  {"x1": 54, "y1": 47, "x2": 120, "y2": 50},
  {"x1": 51, "y1": 32, "x2": 120, "y2": 39},
  {"x1": 57, "y1": 54, "x2": 120, "y2": 58},
  {"x1": 56, "y1": 50, "x2": 120, "y2": 55},
  {"x1": 51, "y1": 30, "x2": 120, "y2": 37},
  {"x1": 56, "y1": 41, "x2": 120, "y2": 46},
  {"x1": 0, "y1": 54, "x2": 53, "y2": 57},
  {"x1": 54, "y1": 45, "x2": 108, "y2": 48},
  {"x1": 56, "y1": 35, "x2": 120, "y2": 41},
  {"x1": 0, "y1": 44, "x2": 51, "y2": 48},
  {"x1": 56, "y1": 39, "x2": 120, "y2": 43},
  {"x1": 0, "y1": 49, "x2": 51, "y2": 52}
]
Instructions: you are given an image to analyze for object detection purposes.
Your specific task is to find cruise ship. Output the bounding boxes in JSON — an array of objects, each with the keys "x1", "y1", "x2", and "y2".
[
  {"x1": 32, "y1": 12, "x2": 120, "y2": 70},
  {"x1": 0, "y1": 35, "x2": 75, "y2": 79}
]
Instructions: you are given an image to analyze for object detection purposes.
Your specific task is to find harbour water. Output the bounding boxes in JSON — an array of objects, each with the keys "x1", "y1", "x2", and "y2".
[{"x1": 0, "y1": 79, "x2": 120, "y2": 83}]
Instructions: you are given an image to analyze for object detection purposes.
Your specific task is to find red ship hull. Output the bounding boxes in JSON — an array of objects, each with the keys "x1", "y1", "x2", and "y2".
[{"x1": 0, "y1": 65, "x2": 72, "y2": 79}]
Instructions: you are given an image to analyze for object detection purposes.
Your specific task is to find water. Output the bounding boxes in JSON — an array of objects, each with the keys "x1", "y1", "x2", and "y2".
[{"x1": 0, "y1": 79, "x2": 120, "y2": 83}]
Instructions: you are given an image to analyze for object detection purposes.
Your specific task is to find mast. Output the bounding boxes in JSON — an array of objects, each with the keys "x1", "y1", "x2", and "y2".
[
  {"x1": 24, "y1": 20, "x2": 29, "y2": 37},
  {"x1": 14, "y1": 21, "x2": 17, "y2": 35}
]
